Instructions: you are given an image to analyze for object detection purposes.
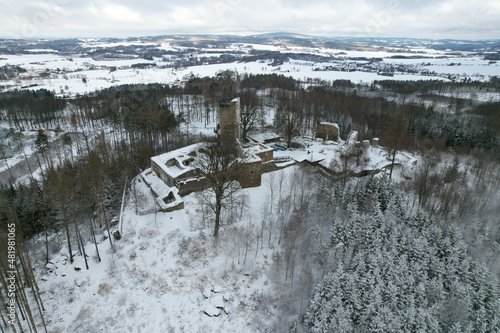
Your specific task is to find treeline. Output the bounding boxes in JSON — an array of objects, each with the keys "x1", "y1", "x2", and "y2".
[
  {"x1": 472, "y1": 101, "x2": 500, "y2": 142},
  {"x1": 241, "y1": 73, "x2": 297, "y2": 90},
  {"x1": 484, "y1": 52, "x2": 500, "y2": 61},
  {"x1": 0, "y1": 142, "x2": 137, "y2": 239},
  {"x1": 373, "y1": 78, "x2": 500, "y2": 94},
  {"x1": 0, "y1": 89, "x2": 66, "y2": 129},
  {"x1": 183, "y1": 73, "x2": 237, "y2": 98},
  {"x1": 272, "y1": 85, "x2": 499, "y2": 154},
  {"x1": 0, "y1": 77, "x2": 497, "y2": 241},
  {"x1": 0, "y1": 84, "x2": 186, "y2": 240},
  {"x1": 71, "y1": 84, "x2": 183, "y2": 155}
]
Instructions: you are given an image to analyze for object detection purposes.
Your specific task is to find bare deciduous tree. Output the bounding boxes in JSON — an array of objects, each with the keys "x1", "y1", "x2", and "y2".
[
  {"x1": 194, "y1": 142, "x2": 239, "y2": 237},
  {"x1": 239, "y1": 91, "x2": 261, "y2": 142},
  {"x1": 275, "y1": 92, "x2": 301, "y2": 148}
]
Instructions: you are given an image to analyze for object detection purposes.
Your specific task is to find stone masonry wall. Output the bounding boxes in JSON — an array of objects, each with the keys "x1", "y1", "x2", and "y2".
[
  {"x1": 178, "y1": 177, "x2": 209, "y2": 196},
  {"x1": 255, "y1": 147, "x2": 273, "y2": 163},
  {"x1": 236, "y1": 160, "x2": 262, "y2": 188},
  {"x1": 219, "y1": 98, "x2": 240, "y2": 153},
  {"x1": 151, "y1": 160, "x2": 175, "y2": 187},
  {"x1": 316, "y1": 122, "x2": 339, "y2": 141}
]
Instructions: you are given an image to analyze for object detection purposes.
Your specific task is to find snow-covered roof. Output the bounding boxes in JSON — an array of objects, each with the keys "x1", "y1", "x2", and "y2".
[
  {"x1": 240, "y1": 143, "x2": 274, "y2": 163},
  {"x1": 140, "y1": 168, "x2": 184, "y2": 212},
  {"x1": 319, "y1": 122, "x2": 339, "y2": 128},
  {"x1": 243, "y1": 143, "x2": 273, "y2": 155},
  {"x1": 151, "y1": 143, "x2": 202, "y2": 179},
  {"x1": 248, "y1": 132, "x2": 282, "y2": 143}
]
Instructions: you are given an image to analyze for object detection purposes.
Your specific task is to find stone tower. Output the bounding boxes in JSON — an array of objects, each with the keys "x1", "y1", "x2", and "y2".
[{"x1": 218, "y1": 97, "x2": 240, "y2": 153}]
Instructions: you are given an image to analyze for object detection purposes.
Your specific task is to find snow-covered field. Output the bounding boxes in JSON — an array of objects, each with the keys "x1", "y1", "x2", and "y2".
[{"x1": 2, "y1": 41, "x2": 500, "y2": 97}]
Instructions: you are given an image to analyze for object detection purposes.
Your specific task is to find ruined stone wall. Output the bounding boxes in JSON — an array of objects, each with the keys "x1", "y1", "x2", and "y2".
[
  {"x1": 177, "y1": 169, "x2": 199, "y2": 181},
  {"x1": 316, "y1": 122, "x2": 339, "y2": 141},
  {"x1": 261, "y1": 161, "x2": 280, "y2": 174},
  {"x1": 255, "y1": 147, "x2": 274, "y2": 163},
  {"x1": 236, "y1": 160, "x2": 262, "y2": 188},
  {"x1": 161, "y1": 201, "x2": 185, "y2": 213},
  {"x1": 151, "y1": 160, "x2": 175, "y2": 187},
  {"x1": 178, "y1": 177, "x2": 209, "y2": 196}
]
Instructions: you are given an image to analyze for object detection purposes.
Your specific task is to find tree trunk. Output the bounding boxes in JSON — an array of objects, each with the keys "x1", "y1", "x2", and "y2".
[
  {"x1": 60, "y1": 206, "x2": 73, "y2": 264},
  {"x1": 389, "y1": 144, "x2": 397, "y2": 179},
  {"x1": 214, "y1": 200, "x2": 222, "y2": 237},
  {"x1": 89, "y1": 215, "x2": 101, "y2": 262},
  {"x1": 44, "y1": 218, "x2": 49, "y2": 264}
]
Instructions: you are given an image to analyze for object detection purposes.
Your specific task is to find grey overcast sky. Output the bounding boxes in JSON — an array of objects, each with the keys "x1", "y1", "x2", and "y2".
[{"x1": 1, "y1": 0, "x2": 499, "y2": 39}]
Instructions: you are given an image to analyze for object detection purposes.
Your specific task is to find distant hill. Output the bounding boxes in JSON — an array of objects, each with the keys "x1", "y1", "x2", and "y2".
[
  {"x1": 1, "y1": 33, "x2": 499, "y2": 56},
  {"x1": 250, "y1": 32, "x2": 316, "y2": 39}
]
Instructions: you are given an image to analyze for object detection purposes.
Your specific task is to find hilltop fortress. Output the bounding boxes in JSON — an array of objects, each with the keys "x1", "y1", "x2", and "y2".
[
  {"x1": 139, "y1": 98, "x2": 275, "y2": 213},
  {"x1": 136, "y1": 97, "x2": 415, "y2": 214}
]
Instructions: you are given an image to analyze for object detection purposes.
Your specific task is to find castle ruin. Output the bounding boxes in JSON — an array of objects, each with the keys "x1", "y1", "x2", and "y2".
[{"x1": 145, "y1": 97, "x2": 274, "y2": 212}]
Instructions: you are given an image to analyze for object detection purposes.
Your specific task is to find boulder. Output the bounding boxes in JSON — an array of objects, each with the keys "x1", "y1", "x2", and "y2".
[
  {"x1": 203, "y1": 303, "x2": 221, "y2": 317},
  {"x1": 202, "y1": 286, "x2": 212, "y2": 298},
  {"x1": 212, "y1": 294, "x2": 225, "y2": 309}
]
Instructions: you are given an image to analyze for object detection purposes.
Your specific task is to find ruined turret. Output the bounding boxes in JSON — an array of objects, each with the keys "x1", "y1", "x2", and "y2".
[{"x1": 218, "y1": 97, "x2": 240, "y2": 154}]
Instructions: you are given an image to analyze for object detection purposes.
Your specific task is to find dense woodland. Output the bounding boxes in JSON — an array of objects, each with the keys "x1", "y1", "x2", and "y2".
[
  {"x1": 301, "y1": 175, "x2": 500, "y2": 332},
  {"x1": 0, "y1": 74, "x2": 499, "y2": 332}
]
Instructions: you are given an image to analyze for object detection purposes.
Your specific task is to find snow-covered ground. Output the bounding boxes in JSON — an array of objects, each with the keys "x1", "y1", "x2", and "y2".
[{"x1": 31, "y1": 166, "x2": 298, "y2": 333}]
